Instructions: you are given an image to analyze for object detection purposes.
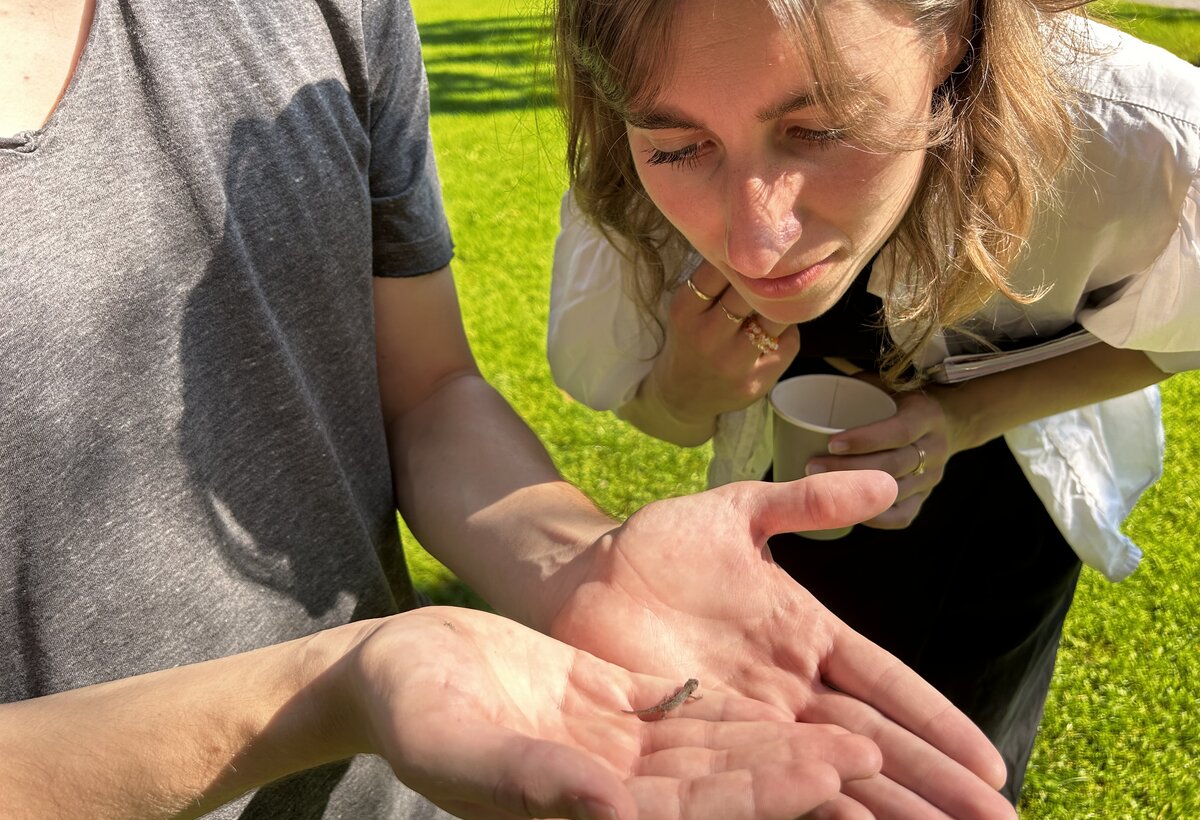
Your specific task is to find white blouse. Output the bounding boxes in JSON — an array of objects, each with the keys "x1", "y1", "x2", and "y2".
[{"x1": 548, "y1": 19, "x2": 1200, "y2": 581}]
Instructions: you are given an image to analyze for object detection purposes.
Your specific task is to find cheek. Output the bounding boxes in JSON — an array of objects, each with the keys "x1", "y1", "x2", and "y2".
[
  {"x1": 826, "y1": 148, "x2": 926, "y2": 226},
  {"x1": 634, "y1": 165, "x2": 723, "y2": 250}
]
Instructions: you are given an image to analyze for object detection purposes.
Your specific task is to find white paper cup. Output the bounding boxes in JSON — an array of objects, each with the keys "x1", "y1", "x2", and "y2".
[{"x1": 769, "y1": 374, "x2": 897, "y2": 540}]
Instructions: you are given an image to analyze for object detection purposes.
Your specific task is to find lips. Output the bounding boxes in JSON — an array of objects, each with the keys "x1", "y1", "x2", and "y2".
[{"x1": 732, "y1": 253, "x2": 835, "y2": 300}]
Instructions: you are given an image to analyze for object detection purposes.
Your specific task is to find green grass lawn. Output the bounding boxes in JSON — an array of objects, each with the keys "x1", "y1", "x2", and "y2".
[
  {"x1": 1093, "y1": 0, "x2": 1200, "y2": 64},
  {"x1": 408, "y1": 0, "x2": 1199, "y2": 815}
]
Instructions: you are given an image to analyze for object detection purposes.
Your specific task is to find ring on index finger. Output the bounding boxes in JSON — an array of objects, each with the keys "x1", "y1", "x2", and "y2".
[
  {"x1": 910, "y1": 443, "x2": 927, "y2": 477},
  {"x1": 685, "y1": 276, "x2": 716, "y2": 302}
]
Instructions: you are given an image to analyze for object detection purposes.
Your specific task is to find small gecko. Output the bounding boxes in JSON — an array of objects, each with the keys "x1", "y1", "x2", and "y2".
[{"x1": 623, "y1": 678, "x2": 700, "y2": 717}]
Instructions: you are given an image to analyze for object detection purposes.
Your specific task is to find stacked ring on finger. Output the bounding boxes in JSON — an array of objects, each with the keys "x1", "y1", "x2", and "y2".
[
  {"x1": 743, "y1": 317, "x2": 780, "y2": 356},
  {"x1": 911, "y1": 443, "x2": 927, "y2": 477},
  {"x1": 685, "y1": 276, "x2": 716, "y2": 302},
  {"x1": 718, "y1": 299, "x2": 751, "y2": 324}
]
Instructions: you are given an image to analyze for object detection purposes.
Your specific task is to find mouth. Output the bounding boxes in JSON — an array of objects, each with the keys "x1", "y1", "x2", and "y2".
[{"x1": 732, "y1": 253, "x2": 836, "y2": 300}]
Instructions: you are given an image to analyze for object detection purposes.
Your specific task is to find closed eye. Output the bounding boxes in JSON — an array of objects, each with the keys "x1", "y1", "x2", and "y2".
[
  {"x1": 644, "y1": 144, "x2": 701, "y2": 168},
  {"x1": 788, "y1": 126, "x2": 843, "y2": 148}
]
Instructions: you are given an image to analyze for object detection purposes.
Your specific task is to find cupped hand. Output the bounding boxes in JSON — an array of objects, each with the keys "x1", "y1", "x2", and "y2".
[
  {"x1": 551, "y1": 472, "x2": 1016, "y2": 819},
  {"x1": 648, "y1": 261, "x2": 798, "y2": 428},
  {"x1": 807, "y1": 386, "x2": 964, "y2": 529},
  {"x1": 342, "y1": 606, "x2": 882, "y2": 820}
]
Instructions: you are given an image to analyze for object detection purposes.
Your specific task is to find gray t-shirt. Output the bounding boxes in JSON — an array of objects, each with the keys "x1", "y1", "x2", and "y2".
[{"x1": 0, "y1": 0, "x2": 455, "y2": 816}]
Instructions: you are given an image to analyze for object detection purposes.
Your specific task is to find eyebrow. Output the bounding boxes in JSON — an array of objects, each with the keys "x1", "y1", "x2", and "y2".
[{"x1": 625, "y1": 92, "x2": 816, "y2": 131}]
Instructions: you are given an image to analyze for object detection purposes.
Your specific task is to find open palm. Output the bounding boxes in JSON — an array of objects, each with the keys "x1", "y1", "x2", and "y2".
[
  {"x1": 550, "y1": 471, "x2": 1016, "y2": 819},
  {"x1": 345, "y1": 606, "x2": 881, "y2": 820}
]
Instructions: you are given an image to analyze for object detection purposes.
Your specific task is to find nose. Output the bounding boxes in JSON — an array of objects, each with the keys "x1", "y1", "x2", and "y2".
[{"x1": 723, "y1": 165, "x2": 804, "y2": 279}]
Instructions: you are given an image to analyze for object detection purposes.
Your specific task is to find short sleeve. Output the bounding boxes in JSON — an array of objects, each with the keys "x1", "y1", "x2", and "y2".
[
  {"x1": 1079, "y1": 173, "x2": 1200, "y2": 373},
  {"x1": 363, "y1": 0, "x2": 454, "y2": 277},
  {"x1": 548, "y1": 192, "x2": 666, "y2": 410}
]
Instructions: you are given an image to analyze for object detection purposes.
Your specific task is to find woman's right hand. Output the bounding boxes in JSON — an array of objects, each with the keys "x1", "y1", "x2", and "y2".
[{"x1": 620, "y1": 261, "x2": 798, "y2": 445}]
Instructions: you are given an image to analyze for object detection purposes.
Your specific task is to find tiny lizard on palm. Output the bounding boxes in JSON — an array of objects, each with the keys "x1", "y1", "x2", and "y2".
[{"x1": 622, "y1": 678, "x2": 700, "y2": 717}]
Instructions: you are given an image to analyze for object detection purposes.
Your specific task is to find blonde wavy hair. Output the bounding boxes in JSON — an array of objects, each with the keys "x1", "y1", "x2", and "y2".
[{"x1": 553, "y1": 0, "x2": 1087, "y2": 386}]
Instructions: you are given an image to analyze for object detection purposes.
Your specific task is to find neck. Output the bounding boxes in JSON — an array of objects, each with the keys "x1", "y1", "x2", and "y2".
[{"x1": 0, "y1": 0, "x2": 97, "y2": 136}]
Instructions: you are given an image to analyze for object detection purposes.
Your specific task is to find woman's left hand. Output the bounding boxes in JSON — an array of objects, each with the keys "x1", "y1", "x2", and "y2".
[{"x1": 805, "y1": 386, "x2": 966, "y2": 529}]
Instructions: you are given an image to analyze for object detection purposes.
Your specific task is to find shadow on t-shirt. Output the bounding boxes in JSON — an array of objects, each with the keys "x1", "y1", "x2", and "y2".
[{"x1": 176, "y1": 76, "x2": 432, "y2": 819}]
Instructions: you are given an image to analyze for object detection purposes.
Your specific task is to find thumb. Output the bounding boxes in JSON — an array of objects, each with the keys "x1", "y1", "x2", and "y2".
[{"x1": 731, "y1": 471, "x2": 898, "y2": 542}]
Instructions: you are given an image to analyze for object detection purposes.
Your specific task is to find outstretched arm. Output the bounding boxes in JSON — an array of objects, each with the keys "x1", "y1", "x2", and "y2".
[
  {"x1": 374, "y1": 267, "x2": 611, "y2": 628},
  {"x1": 0, "y1": 607, "x2": 882, "y2": 819}
]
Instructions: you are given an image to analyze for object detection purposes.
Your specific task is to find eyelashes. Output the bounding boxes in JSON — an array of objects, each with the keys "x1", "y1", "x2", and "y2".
[
  {"x1": 791, "y1": 126, "x2": 843, "y2": 146},
  {"x1": 645, "y1": 143, "x2": 701, "y2": 168},
  {"x1": 642, "y1": 128, "x2": 842, "y2": 169}
]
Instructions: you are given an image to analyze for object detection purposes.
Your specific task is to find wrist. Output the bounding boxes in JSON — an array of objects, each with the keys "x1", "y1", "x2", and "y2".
[
  {"x1": 198, "y1": 622, "x2": 382, "y2": 808},
  {"x1": 927, "y1": 381, "x2": 1000, "y2": 453},
  {"x1": 620, "y1": 371, "x2": 716, "y2": 446},
  {"x1": 290, "y1": 620, "x2": 386, "y2": 761},
  {"x1": 647, "y1": 369, "x2": 717, "y2": 429},
  {"x1": 416, "y1": 467, "x2": 616, "y2": 633},
  {"x1": 483, "y1": 481, "x2": 617, "y2": 631}
]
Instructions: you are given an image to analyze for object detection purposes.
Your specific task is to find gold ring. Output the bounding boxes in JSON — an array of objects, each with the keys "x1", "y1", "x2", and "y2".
[
  {"x1": 718, "y1": 300, "x2": 751, "y2": 324},
  {"x1": 685, "y1": 277, "x2": 716, "y2": 302},
  {"x1": 743, "y1": 317, "x2": 779, "y2": 356},
  {"x1": 911, "y1": 443, "x2": 927, "y2": 477}
]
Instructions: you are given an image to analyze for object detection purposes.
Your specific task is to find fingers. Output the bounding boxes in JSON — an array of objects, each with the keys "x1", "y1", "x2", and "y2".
[
  {"x1": 805, "y1": 793, "x2": 875, "y2": 820},
  {"x1": 839, "y1": 774, "x2": 960, "y2": 820},
  {"x1": 638, "y1": 718, "x2": 880, "y2": 780},
  {"x1": 812, "y1": 439, "x2": 927, "y2": 477},
  {"x1": 804, "y1": 689, "x2": 1015, "y2": 819},
  {"x1": 861, "y1": 488, "x2": 928, "y2": 530},
  {"x1": 404, "y1": 692, "x2": 882, "y2": 820},
  {"x1": 721, "y1": 471, "x2": 898, "y2": 542},
  {"x1": 803, "y1": 437, "x2": 938, "y2": 528},
  {"x1": 814, "y1": 629, "x2": 1010, "y2": 795},
  {"x1": 626, "y1": 763, "x2": 847, "y2": 820},
  {"x1": 689, "y1": 261, "x2": 731, "y2": 299},
  {"x1": 805, "y1": 390, "x2": 949, "y2": 528},
  {"x1": 682, "y1": 261, "x2": 792, "y2": 341},
  {"x1": 402, "y1": 722, "x2": 636, "y2": 820},
  {"x1": 823, "y1": 393, "x2": 946, "y2": 468},
  {"x1": 678, "y1": 262, "x2": 734, "y2": 320},
  {"x1": 669, "y1": 263, "x2": 798, "y2": 400}
]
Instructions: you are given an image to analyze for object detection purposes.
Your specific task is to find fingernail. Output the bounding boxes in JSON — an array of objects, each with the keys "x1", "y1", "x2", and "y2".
[
  {"x1": 828, "y1": 440, "x2": 849, "y2": 454},
  {"x1": 805, "y1": 463, "x2": 827, "y2": 475}
]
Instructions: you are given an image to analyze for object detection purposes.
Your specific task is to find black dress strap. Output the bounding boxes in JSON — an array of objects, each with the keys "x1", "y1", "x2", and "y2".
[{"x1": 781, "y1": 257, "x2": 887, "y2": 377}]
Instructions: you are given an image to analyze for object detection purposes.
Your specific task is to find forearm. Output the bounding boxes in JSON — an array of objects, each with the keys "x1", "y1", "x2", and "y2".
[
  {"x1": 387, "y1": 371, "x2": 614, "y2": 630},
  {"x1": 0, "y1": 623, "x2": 370, "y2": 819},
  {"x1": 933, "y1": 343, "x2": 1170, "y2": 452},
  {"x1": 616, "y1": 371, "x2": 717, "y2": 447}
]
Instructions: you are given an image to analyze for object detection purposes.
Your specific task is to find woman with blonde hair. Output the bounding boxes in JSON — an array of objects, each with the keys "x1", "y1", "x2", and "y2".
[{"x1": 548, "y1": 0, "x2": 1200, "y2": 801}]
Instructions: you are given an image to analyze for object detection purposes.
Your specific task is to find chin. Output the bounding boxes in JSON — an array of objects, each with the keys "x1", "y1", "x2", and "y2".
[{"x1": 754, "y1": 298, "x2": 837, "y2": 326}]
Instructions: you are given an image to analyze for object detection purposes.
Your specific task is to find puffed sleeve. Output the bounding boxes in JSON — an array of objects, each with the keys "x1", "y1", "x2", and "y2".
[
  {"x1": 1078, "y1": 173, "x2": 1200, "y2": 372},
  {"x1": 548, "y1": 191, "x2": 670, "y2": 410}
]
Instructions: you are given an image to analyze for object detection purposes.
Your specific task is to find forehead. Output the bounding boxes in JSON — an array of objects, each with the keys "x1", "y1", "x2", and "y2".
[
  {"x1": 668, "y1": 0, "x2": 799, "y2": 77},
  {"x1": 654, "y1": 0, "x2": 930, "y2": 105}
]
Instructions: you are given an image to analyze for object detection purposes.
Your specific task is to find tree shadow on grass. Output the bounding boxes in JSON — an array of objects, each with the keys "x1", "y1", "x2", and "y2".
[{"x1": 418, "y1": 15, "x2": 559, "y2": 114}]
